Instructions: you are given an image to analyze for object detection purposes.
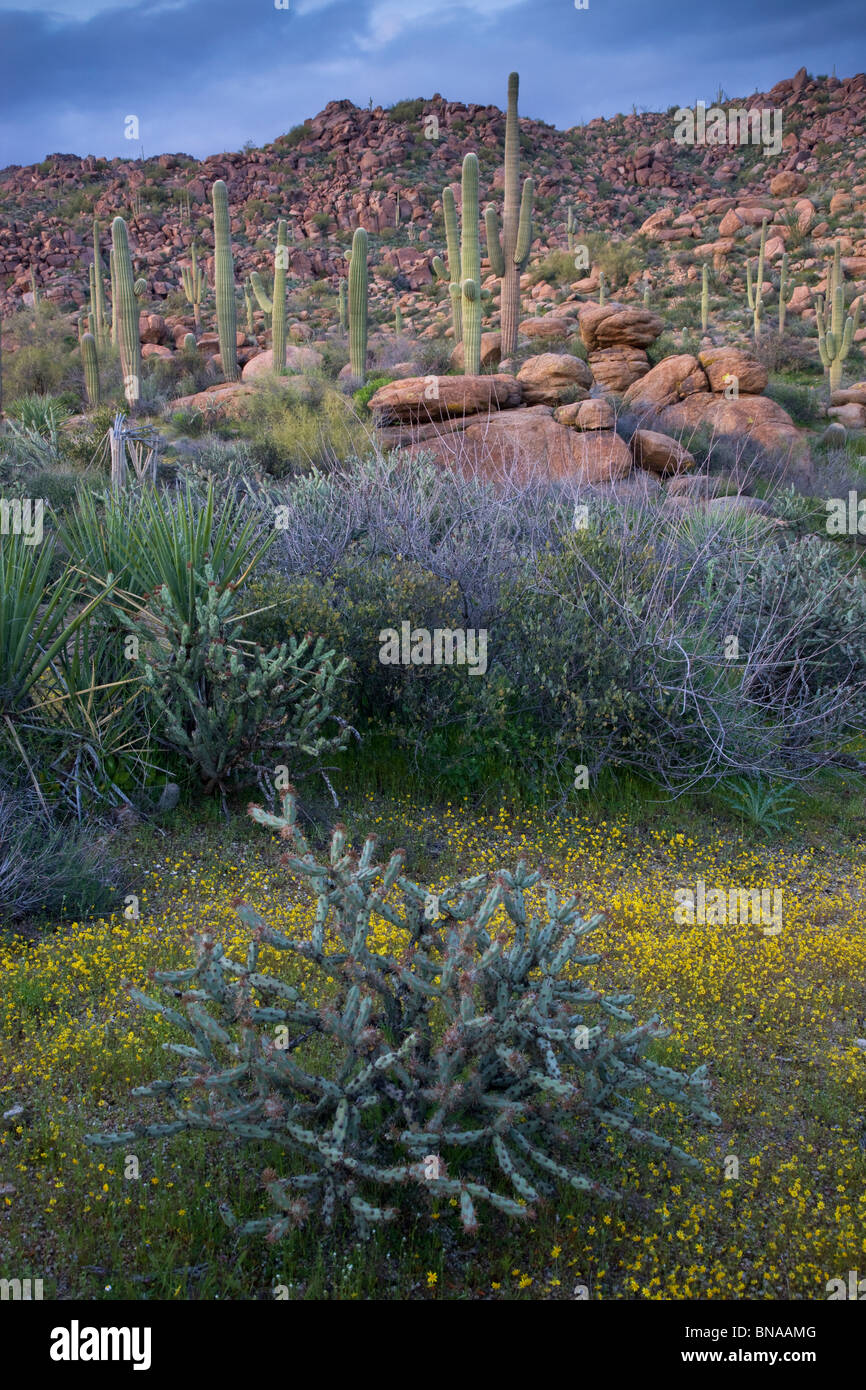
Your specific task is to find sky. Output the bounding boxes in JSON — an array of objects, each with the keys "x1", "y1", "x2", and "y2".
[{"x1": 0, "y1": 0, "x2": 864, "y2": 169}]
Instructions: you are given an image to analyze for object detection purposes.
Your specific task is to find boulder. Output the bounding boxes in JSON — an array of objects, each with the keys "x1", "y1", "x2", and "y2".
[
  {"x1": 770, "y1": 171, "x2": 808, "y2": 197},
  {"x1": 141, "y1": 343, "x2": 173, "y2": 359},
  {"x1": 518, "y1": 315, "x2": 577, "y2": 342},
  {"x1": 450, "y1": 333, "x2": 502, "y2": 370},
  {"x1": 139, "y1": 312, "x2": 168, "y2": 345},
  {"x1": 830, "y1": 382, "x2": 866, "y2": 407},
  {"x1": 556, "y1": 398, "x2": 615, "y2": 430},
  {"x1": 517, "y1": 352, "x2": 593, "y2": 405},
  {"x1": 631, "y1": 429, "x2": 696, "y2": 476},
  {"x1": 698, "y1": 347, "x2": 769, "y2": 395},
  {"x1": 655, "y1": 392, "x2": 805, "y2": 456},
  {"x1": 577, "y1": 301, "x2": 665, "y2": 352},
  {"x1": 828, "y1": 403, "x2": 866, "y2": 429},
  {"x1": 461, "y1": 405, "x2": 632, "y2": 483},
  {"x1": 242, "y1": 345, "x2": 323, "y2": 379},
  {"x1": 369, "y1": 373, "x2": 522, "y2": 424},
  {"x1": 588, "y1": 346, "x2": 650, "y2": 392},
  {"x1": 622, "y1": 354, "x2": 708, "y2": 411}
]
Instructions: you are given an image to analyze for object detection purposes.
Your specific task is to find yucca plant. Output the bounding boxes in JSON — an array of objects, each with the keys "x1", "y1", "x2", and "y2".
[{"x1": 61, "y1": 480, "x2": 275, "y2": 630}]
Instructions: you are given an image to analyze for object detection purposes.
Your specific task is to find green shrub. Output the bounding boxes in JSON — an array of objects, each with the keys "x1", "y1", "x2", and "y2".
[
  {"x1": 86, "y1": 789, "x2": 720, "y2": 1238},
  {"x1": 352, "y1": 375, "x2": 393, "y2": 412}
]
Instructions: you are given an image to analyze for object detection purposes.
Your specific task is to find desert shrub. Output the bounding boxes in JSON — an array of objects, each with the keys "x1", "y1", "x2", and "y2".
[
  {"x1": 5, "y1": 392, "x2": 71, "y2": 434},
  {"x1": 86, "y1": 790, "x2": 720, "y2": 1238},
  {"x1": 387, "y1": 97, "x2": 426, "y2": 122},
  {"x1": 0, "y1": 786, "x2": 116, "y2": 922},
  {"x1": 243, "y1": 387, "x2": 372, "y2": 477},
  {"x1": 764, "y1": 380, "x2": 823, "y2": 428},
  {"x1": 352, "y1": 375, "x2": 393, "y2": 412},
  {"x1": 529, "y1": 249, "x2": 579, "y2": 288}
]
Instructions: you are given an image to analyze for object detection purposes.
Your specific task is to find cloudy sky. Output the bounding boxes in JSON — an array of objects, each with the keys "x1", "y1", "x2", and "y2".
[{"x1": 0, "y1": 0, "x2": 863, "y2": 168}]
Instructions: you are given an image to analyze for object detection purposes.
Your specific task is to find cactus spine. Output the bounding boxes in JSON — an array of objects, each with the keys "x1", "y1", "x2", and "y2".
[
  {"x1": 778, "y1": 252, "x2": 794, "y2": 334},
  {"x1": 181, "y1": 243, "x2": 205, "y2": 330},
  {"x1": 338, "y1": 277, "x2": 347, "y2": 336},
  {"x1": 348, "y1": 226, "x2": 368, "y2": 382},
  {"x1": 80, "y1": 331, "x2": 100, "y2": 407},
  {"x1": 816, "y1": 241, "x2": 861, "y2": 393},
  {"x1": 700, "y1": 263, "x2": 709, "y2": 333},
  {"x1": 111, "y1": 216, "x2": 141, "y2": 408},
  {"x1": 432, "y1": 185, "x2": 463, "y2": 344},
  {"x1": 459, "y1": 153, "x2": 482, "y2": 376},
  {"x1": 211, "y1": 179, "x2": 239, "y2": 381},
  {"x1": 484, "y1": 71, "x2": 534, "y2": 357},
  {"x1": 92, "y1": 219, "x2": 108, "y2": 347},
  {"x1": 745, "y1": 217, "x2": 768, "y2": 340}
]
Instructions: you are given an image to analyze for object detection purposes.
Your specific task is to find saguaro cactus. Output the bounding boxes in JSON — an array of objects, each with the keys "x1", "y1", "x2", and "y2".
[
  {"x1": 459, "y1": 153, "x2": 482, "y2": 375},
  {"x1": 109, "y1": 246, "x2": 117, "y2": 346},
  {"x1": 567, "y1": 205, "x2": 575, "y2": 253},
  {"x1": 271, "y1": 219, "x2": 288, "y2": 372},
  {"x1": 181, "y1": 243, "x2": 205, "y2": 330},
  {"x1": 778, "y1": 252, "x2": 794, "y2": 334},
  {"x1": 338, "y1": 277, "x2": 347, "y2": 336},
  {"x1": 432, "y1": 186, "x2": 463, "y2": 344},
  {"x1": 348, "y1": 226, "x2": 368, "y2": 382},
  {"x1": 484, "y1": 71, "x2": 534, "y2": 357},
  {"x1": 211, "y1": 179, "x2": 239, "y2": 382},
  {"x1": 598, "y1": 271, "x2": 606, "y2": 307},
  {"x1": 80, "y1": 331, "x2": 100, "y2": 407},
  {"x1": 91, "y1": 219, "x2": 108, "y2": 347},
  {"x1": 816, "y1": 240, "x2": 861, "y2": 393},
  {"x1": 745, "y1": 218, "x2": 768, "y2": 341},
  {"x1": 111, "y1": 216, "x2": 141, "y2": 408},
  {"x1": 700, "y1": 263, "x2": 709, "y2": 333},
  {"x1": 395, "y1": 304, "x2": 403, "y2": 334}
]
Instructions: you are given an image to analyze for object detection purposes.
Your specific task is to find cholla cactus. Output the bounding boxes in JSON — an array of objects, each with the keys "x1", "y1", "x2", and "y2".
[
  {"x1": 432, "y1": 186, "x2": 463, "y2": 345},
  {"x1": 122, "y1": 566, "x2": 349, "y2": 805},
  {"x1": 745, "y1": 217, "x2": 768, "y2": 341},
  {"x1": 483, "y1": 71, "x2": 534, "y2": 357},
  {"x1": 87, "y1": 793, "x2": 720, "y2": 1240},
  {"x1": 816, "y1": 241, "x2": 861, "y2": 392}
]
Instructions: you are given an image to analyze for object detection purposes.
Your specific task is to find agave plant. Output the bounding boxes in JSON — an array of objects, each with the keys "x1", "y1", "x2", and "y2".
[{"x1": 721, "y1": 776, "x2": 798, "y2": 835}]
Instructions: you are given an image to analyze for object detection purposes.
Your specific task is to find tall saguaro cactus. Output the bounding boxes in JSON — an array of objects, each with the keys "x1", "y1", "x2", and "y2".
[
  {"x1": 567, "y1": 205, "x2": 575, "y2": 253},
  {"x1": 459, "y1": 153, "x2": 482, "y2": 375},
  {"x1": 348, "y1": 226, "x2": 368, "y2": 383},
  {"x1": 746, "y1": 218, "x2": 768, "y2": 341},
  {"x1": 432, "y1": 186, "x2": 463, "y2": 345},
  {"x1": 111, "y1": 216, "x2": 141, "y2": 408},
  {"x1": 211, "y1": 179, "x2": 239, "y2": 381},
  {"x1": 91, "y1": 218, "x2": 108, "y2": 347},
  {"x1": 484, "y1": 71, "x2": 534, "y2": 357},
  {"x1": 816, "y1": 240, "x2": 861, "y2": 393},
  {"x1": 80, "y1": 331, "x2": 100, "y2": 407},
  {"x1": 249, "y1": 220, "x2": 288, "y2": 372},
  {"x1": 181, "y1": 243, "x2": 205, "y2": 331}
]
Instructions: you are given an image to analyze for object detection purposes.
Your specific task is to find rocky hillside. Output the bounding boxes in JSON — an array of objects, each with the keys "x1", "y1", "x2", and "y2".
[{"x1": 1, "y1": 65, "x2": 865, "y2": 323}]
